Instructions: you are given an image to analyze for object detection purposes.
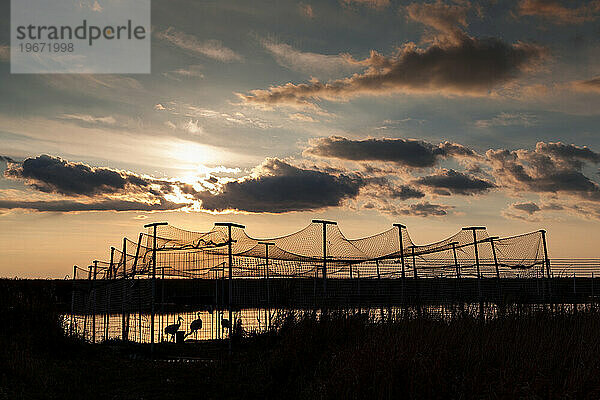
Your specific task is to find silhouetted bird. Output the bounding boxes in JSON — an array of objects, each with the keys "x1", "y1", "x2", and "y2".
[
  {"x1": 185, "y1": 313, "x2": 202, "y2": 338},
  {"x1": 164, "y1": 316, "x2": 183, "y2": 342},
  {"x1": 221, "y1": 318, "x2": 231, "y2": 330}
]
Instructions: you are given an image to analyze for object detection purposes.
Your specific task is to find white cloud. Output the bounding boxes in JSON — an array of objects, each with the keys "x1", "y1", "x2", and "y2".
[
  {"x1": 182, "y1": 119, "x2": 203, "y2": 134},
  {"x1": 289, "y1": 113, "x2": 317, "y2": 122},
  {"x1": 59, "y1": 114, "x2": 116, "y2": 125},
  {"x1": 163, "y1": 64, "x2": 204, "y2": 80},
  {"x1": 155, "y1": 27, "x2": 243, "y2": 62},
  {"x1": 90, "y1": 0, "x2": 102, "y2": 12},
  {"x1": 261, "y1": 39, "x2": 359, "y2": 77},
  {"x1": 182, "y1": 104, "x2": 273, "y2": 129},
  {"x1": 475, "y1": 112, "x2": 538, "y2": 128}
]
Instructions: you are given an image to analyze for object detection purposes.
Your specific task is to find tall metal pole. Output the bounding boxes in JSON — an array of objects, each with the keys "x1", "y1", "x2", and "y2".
[
  {"x1": 215, "y1": 222, "x2": 245, "y2": 354},
  {"x1": 160, "y1": 262, "x2": 166, "y2": 342},
  {"x1": 410, "y1": 246, "x2": 420, "y2": 314},
  {"x1": 411, "y1": 246, "x2": 418, "y2": 279},
  {"x1": 92, "y1": 260, "x2": 98, "y2": 344},
  {"x1": 122, "y1": 238, "x2": 128, "y2": 341},
  {"x1": 130, "y1": 234, "x2": 142, "y2": 342},
  {"x1": 228, "y1": 225, "x2": 233, "y2": 336},
  {"x1": 312, "y1": 220, "x2": 337, "y2": 300},
  {"x1": 259, "y1": 242, "x2": 274, "y2": 330},
  {"x1": 393, "y1": 223, "x2": 407, "y2": 312},
  {"x1": 70, "y1": 265, "x2": 76, "y2": 336},
  {"x1": 489, "y1": 236, "x2": 502, "y2": 311},
  {"x1": 540, "y1": 229, "x2": 552, "y2": 306},
  {"x1": 107, "y1": 247, "x2": 115, "y2": 340},
  {"x1": 393, "y1": 224, "x2": 406, "y2": 279},
  {"x1": 540, "y1": 230, "x2": 551, "y2": 279},
  {"x1": 109, "y1": 247, "x2": 115, "y2": 280},
  {"x1": 144, "y1": 222, "x2": 168, "y2": 356},
  {"x1": 323, "y1": 223, "x2": 326, "y2": 295},
  {"x1": 132, "y1": 233, "x2": 142, "y2": 277},
  {"x1": 451, "y1": 242, "x2": 460, "y2": 278},
  {"x1": 450, "y1": 241, "x2": 461, "y2": 310},
  {"x1": 376, "y1": 259, "x2": 383, "y2": 320},
  {"x1": 463, "y1": 227, "x2": 486, "y2": 317},
  {"x1": 84, "y1": 265, "x2": 91, "y2": 339},
  {"x1": 489, "y1": 237, "x2": 500, "y2": 280},
  {"x1": 463, "y1": 227, "x2": 485, "y2": 279}
]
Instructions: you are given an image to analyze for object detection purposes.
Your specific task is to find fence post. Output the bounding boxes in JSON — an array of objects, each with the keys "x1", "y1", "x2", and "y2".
[
  {"x1": 540, "y1": 230, "x2": 552, "y2": 307},
  {"x1": 131, "y1": 233, "x2": 142, "y2": 342},
  {"x1": 540, "y1": 230, "x2": 551, "y2": 278},
  {"x1": 411, "y1": 246, "x2": 418, "y2": 279},
  {"x1": 106, "y1": 247, "x2": 115, "y2": 341},
  {"x1": 450, "y1": 241, "x2": 462, "y2": 312},
  {"x1": 573, "y1": 271, "x2": 577, "y2": 313},
  {"x1": 92, "y1": 260, "x2": 98, "y2": 344},
  {"x1": 357, "y1": 269, "x2": 361, "y2": 312},
  {"x1": 376, "y1": 259, "x2": 383, "y2": 320},
  {"x1": 410, "y1": 246, "x2": 420, "y2": 314},
  {"x1": 489, "y1": 237, "x2": 503, "y2": 314},
  {"x1": 592, "y1": 272, "x2": 595, "y2": 310},
  {"x1": 259, "y1": 242, "x2": 274, "y2": 330},
  {"x1": 83, "y1": 265, "x2": 91, "y2": 339},
  {"x1": 451, "y1": 242, "x2": 460, "y2": 279},
  {"x1": 144, "y1": 222, "x2": 168, "y2": 357},
  {"x1": 122, "y1": 238, "x2": 128, "y2": 341},
  {"x1": 215, "y1": 222, "x2": 245, "y2": 354},
  {"x1": 160, "y1": 264, "x2": 165, "y2": 342},
  {"x1": 312, "y1": 220, "x2": 337, "y2": 303},
  {"x1": 132, "y1": 233, "x2": 142, "y2": 277},
  {"x1": 393, "y1": 224, "x2": 407, "y2": 312},
  {"x1": 463, "y1": 227, "x2": 486, "y2": 319},
  {"x1": 70, "y1": 265, "x2": 76, "y2": 336}
]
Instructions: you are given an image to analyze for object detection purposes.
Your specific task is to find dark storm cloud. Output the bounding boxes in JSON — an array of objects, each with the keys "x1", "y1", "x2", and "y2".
[
  {"x1": 4, "y1": 154, "x2": 172, "y2": 197},
  {"x1": 1, "y1": 154, "x2": 192, "y2": 213},
  {"x1": 536, "y1": 142, "x2": 600, "y2": 167},
  {"x1": 486, "y1": 142, "x2": 600, "y2": 201},
  {"x1": 197, "y1": 158, "x2": 368, "y2": 213},
  {"x1": 517, "y1": 0, "x2": 600, "y2": 25},
  {"x1": 395, "y1": 201, "x2": 450, "y2": 217},
  {"x1": 0, "y1": 198, "x2": 186, "y2": 212},
  {"x1": 304, "y1": 136, "x2": 477, "y2": 167},
  {"x1": 239, "y1": 31, "x2": 546, "y2": 108},
  {"x1": 387, "y1": 184, "x2": 426, "y2": 200},
  {"x1": 414, "y1": 169, "x2": 496, "y2": 195},
  {"x1": 361, "y1": 179, "x2": 425, "y2": 202},
  {"x1": 512, "y1": 202, "x2": 541, "y2": 215}
]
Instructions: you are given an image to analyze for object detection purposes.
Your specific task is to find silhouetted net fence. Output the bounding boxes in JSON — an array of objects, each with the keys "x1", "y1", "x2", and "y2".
[{"x1": 67, "y1": 221, "x2": 600, "y2": 344}]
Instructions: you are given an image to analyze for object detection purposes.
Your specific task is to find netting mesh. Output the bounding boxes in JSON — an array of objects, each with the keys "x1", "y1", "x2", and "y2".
[{"x1": 69, "y1": 221, "x2": 555, "y2": 344}]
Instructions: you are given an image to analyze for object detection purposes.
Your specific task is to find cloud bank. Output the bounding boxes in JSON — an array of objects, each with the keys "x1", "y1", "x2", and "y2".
[{"x1": 304, "y1": 136, "x2": 478, "y2": 167}]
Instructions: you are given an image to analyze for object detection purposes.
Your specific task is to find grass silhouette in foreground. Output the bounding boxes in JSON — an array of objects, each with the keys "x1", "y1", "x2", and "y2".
[{"x1": 2, "y1": 279, "x2": 600, "y2": 399}]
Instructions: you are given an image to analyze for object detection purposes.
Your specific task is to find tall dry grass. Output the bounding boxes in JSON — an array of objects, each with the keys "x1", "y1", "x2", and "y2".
[{"x1": 2, "y1": 279, "x2": 600, "y2": 399}]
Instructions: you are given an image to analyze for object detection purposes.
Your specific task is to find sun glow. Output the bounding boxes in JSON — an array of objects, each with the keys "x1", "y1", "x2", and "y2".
[{"x1": 160, "y1": 138, "x2": 256, "y2": 173}]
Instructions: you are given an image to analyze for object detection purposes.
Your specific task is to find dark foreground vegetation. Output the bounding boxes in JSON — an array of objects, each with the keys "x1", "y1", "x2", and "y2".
[{"x1": 2, "y1": 279, "x2": 600, "y2": 399}]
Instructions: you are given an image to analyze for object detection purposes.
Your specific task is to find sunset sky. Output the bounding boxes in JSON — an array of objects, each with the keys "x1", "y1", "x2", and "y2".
[{"x1": 1, "y1": 0, "x2": 600, "y2": 277}]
